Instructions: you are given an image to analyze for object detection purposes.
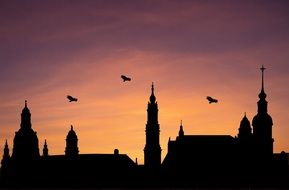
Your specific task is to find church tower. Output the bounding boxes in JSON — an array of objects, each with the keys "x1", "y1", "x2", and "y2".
[
  {"x1": 65, "y1": 125, "x2": 79, "y2": 157},
  {"x1": 144, "y1": 83, "x2": 161, "y2": 168},
  {"x1": 252, "y1": 65, "x2": 273, "y2": 156},
  {"x1": 12, "y1": 101, "x2": 40, "y2": 160}
]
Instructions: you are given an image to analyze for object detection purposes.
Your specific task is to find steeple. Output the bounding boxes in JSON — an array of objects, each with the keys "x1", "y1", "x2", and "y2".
[
  {"x1": 144, "y1": 83, "x2": 161, "y2": 169},
  {"x1": 178, "y1": 120, "x2": 184, "y2": 137},
  {"x1": 257, "y1": 65, "x2": 268, "y2": 114},
  {"x1": 259, "y1": 65, "x2": 267, "y2": 98},
  {"x1": 1, "y1": 140, "x2": 11, "y2": 177},
  {"x1": 150, "y1": 82, "x2": 156, "y2": 103},
  {"x1": 43, "y1": 139, "x2": 48, "y2": 157},
  {"x1": 252, "y1": 65, "x2": 273, "y2": 156},
  {"x1": 3, "y1": 140, "x2": 10, "y2": 159}
]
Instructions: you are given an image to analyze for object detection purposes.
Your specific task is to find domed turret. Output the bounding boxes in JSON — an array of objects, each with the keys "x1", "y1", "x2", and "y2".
[
  {"x1": 12, "y1": 101, "x2": 40, "y2": 160},
  {"x1": 20, "y1": 100, "x2": 32, "y2": 130},
  {"x1": 65, "y1": 125, "x2": 79, "y2": 157},
  {"x1": 238, "y1": 113, "x2": 252, "y2": 140}
]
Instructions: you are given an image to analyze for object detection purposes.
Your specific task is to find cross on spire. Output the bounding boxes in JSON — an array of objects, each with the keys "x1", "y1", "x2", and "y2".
[{"x1": 260, "y1": 65, "x2": 266, "y2": 92}]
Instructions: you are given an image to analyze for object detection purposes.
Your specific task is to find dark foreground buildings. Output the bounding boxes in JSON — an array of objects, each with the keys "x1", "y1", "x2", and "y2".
[{"x1": 1, "y1": 66, "x2": 288, "y2": 188}]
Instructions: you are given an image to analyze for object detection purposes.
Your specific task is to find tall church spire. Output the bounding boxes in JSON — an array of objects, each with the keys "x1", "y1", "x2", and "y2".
[
  {"x1": 178, "y1": 120, "x2": 184, "y2": 137},
  {"x1": 257, "y1": 65, "x2": 268, "y2": 114},
  {"x1": 259, "y1": 65, "x2": 267, "y2": 100},
  {"x1": 144, "y1": 83, "x2": 161, "y2": 169},
  {"x1": 252, "y1": 65, "x2": 273, "y2": 156},
  {"x1": 150, "y1": 82, "x2": 156, "y2": 103}
]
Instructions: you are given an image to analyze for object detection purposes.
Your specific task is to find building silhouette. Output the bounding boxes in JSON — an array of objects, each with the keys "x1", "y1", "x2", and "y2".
[
  {"x1": 0, "y1": 66, "x2": 288, "y2": 188},
  {"x1": 144, "y1": 83, "x2": 161, "y2": 169},
  {"x1": 65, "y1": 125, "x2": 79, "y2": 157}
]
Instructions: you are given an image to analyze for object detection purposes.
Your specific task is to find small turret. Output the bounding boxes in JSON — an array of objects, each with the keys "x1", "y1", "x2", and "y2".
[
  {"x1": 3, "y1": 140, "x2": 10, "y2": 160},
  {"x1": 178, "y1": 120, "x2": 184, "y2": 138},
  {"x1": 238, "y1": 113, "x2": 252, "y2": 141},
  {"x1": 43, "y1": 139, "x2": 48, "y2": 157}
]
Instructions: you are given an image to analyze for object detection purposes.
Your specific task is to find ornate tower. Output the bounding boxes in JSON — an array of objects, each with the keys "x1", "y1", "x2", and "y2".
[
  {"x1": 65, "y1": 125, "x2": 79, "y2": 157},
  {"x1": 144, "y1": 83, "x2": 161, "y2": 168},
  {"x1": 238, "y1": 113, "x2": 252, "y2": 141},
  {"x1": 12, "y1": 101, "x2": 40, "y2": 160},
  {"x1": 43, "y1": 139, "x2": 48, "y2": 157},
  {"x1": 252, "y1": 65, "x2": 273, "y2": 156}
]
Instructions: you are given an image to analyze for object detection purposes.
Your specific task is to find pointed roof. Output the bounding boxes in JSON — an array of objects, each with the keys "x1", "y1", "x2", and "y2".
[
  {"x1": 44, "y1": 139, "x2": 48, "y2": 147},
  {"x1": 258, "y1": 65, "x2": 267, "y2": 99},
  {"x1": 5, "y1": 139, "x2": 8, "y2": 147},
  {"x1": 67, "y1": 125, "x2": 78, "y2": 139},
  {"x1": 149, "y1": 82, "x2": 156, "y2": 103},
  {"x1": 240, "y1": 112, "x2": 250, "y2": 128},
  {"x1": 22, "y1": 100, "x2": 31, "y2": 114},
  {"x1": 178, "y1": 120, "x2": 184, "y2": 137}
]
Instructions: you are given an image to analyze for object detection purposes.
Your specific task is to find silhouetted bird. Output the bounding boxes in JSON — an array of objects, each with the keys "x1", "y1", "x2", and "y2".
[
  {"x1": 121, "y1": 75, "x2": 131, "y2": 82},
  {"x1": 67, "y1": 95, "x2": 78, "y2": 102},
  {"x1": 206, "y1": 96, "x2": 218, "y2": 104}
]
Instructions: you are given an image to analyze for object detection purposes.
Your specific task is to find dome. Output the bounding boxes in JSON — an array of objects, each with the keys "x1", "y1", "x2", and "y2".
[
  {"x1": 21, "y1": 100, "x2": 31, "y2": 116},
  {"x1": 67, "y1": 125, "x2": 78, "y2": 139},
  {"x1": 240, "y1": 114, "x2": 250, "y2": 129},
  {"x1": 252, "y1": 113, "x2": 273, "y2": 127}
]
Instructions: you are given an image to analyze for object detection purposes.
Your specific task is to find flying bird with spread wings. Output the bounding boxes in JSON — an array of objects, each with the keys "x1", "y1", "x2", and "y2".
[
  {"x1": 121, "y1": 75, "x2": 131, "y2": 82},
  {"x1": 206, "y1": 96, "x2": 218, "y2": 104},
  {"x1": 67, "y1": 95, "x2": 78, "y2": 102}
]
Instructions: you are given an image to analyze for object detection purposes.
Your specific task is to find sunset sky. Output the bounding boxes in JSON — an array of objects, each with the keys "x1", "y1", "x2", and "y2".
[{"x1": 1, "y1": 0, "x2": 289, "y2": 164}]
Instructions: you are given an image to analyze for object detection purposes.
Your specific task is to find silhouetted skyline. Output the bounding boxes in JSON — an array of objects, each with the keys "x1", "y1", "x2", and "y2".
[
  {"x1": 1, "y1": 69, "x2": 288, "y2": 188},
  {"x1": 1, "y1": 1, "x2": 289, "y2": 165}
]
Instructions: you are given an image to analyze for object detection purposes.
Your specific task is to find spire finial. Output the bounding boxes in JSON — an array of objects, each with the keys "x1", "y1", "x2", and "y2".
[
  {"x1": 179, "y1": 120, "x2": 184, "y2": 137},
  {"x1": 244, "y1": 112, "x2": 246, "y2": 117},
  {"x1": 258, "y1": 65, "x2": 267, "y2": 99},
  {"x1": 260, "y1": 65, "x2": 266, "y2": 92},
  {"x1": 25, "y1": 100, "x2": 27, "y2": 107},
  {"x1": 5, "y1": 139, "x2": 8, "y2": 146},
  {"x1": 149, "y1": 82, "x2": 156, "y2": 103},
  {"x1": 44, "y1": 139, "x2": 47, "y2": 145},
  {"x1": 71, "y1": 125, "x2": 73, "y2": 130}
]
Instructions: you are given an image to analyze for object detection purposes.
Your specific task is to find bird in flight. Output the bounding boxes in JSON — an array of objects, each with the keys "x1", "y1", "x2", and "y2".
[
  {"x1": 67, "y1": 95, "x2": 78, "y2": 102},
  {"x1": 206, "y1": 96, "x2": 218, "y2": 104},
  {"x1": 121, "y1": 75, "x2": 131, "y2": 82}
]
